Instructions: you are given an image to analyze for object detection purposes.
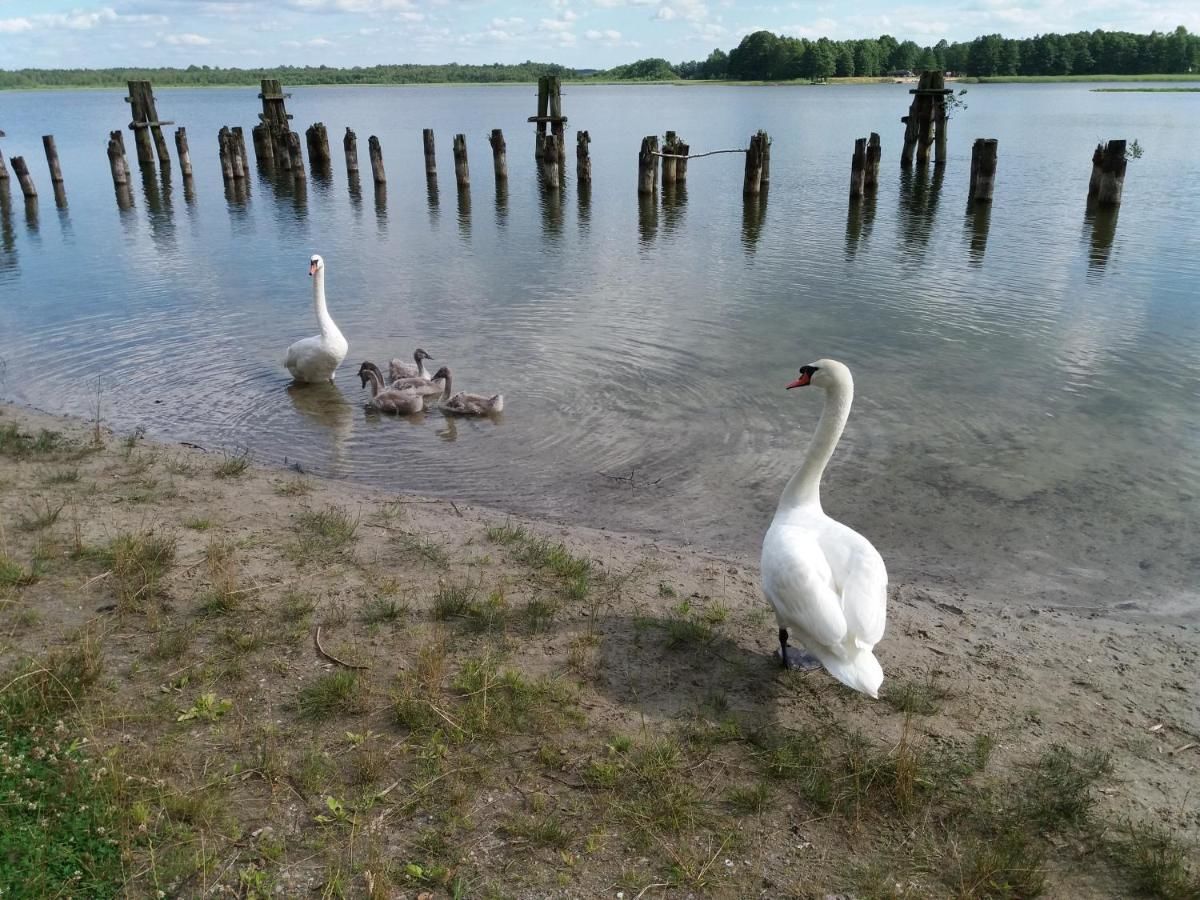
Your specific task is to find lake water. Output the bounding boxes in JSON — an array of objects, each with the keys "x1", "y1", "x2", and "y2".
[{"x1": 1, "y1": 82, "x2": 1197, "y2": 620}]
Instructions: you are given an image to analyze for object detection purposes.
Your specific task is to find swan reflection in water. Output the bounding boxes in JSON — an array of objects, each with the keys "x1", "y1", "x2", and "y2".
[{"x1": 285, "y1": 380, "x2": 354, "y2": 475}]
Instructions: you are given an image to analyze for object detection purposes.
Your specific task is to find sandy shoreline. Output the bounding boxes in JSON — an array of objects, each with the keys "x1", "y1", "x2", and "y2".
[{"x1": 1, "y1": 400, "x2": 1197, "y2": 897}]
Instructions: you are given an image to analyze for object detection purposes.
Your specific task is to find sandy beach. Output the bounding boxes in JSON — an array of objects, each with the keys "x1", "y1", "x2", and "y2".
[{"x1": 1, "y1": 400, "x2": 1196, "y2": 898}]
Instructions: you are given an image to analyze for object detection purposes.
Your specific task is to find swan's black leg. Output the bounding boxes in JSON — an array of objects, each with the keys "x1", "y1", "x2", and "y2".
[{"x1": 778, "y1": 628, "x2": 790, "y2": 669}]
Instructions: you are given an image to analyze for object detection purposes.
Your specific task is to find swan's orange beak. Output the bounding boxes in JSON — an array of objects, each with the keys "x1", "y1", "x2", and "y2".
[
  {"x1": 786, "y1": 372, "x2": 812, "y2": 389},
  {"x1": 309, "y1": 260, "x2": 318, "y2": 277}
]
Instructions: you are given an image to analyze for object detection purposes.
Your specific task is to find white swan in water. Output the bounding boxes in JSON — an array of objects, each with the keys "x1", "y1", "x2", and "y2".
[
  {"x1": 285, "y1": 254, "x2": 348, "y2": 383},
  {"x1": 760, "y1": 359, "x2": 887, "y2": 698}
]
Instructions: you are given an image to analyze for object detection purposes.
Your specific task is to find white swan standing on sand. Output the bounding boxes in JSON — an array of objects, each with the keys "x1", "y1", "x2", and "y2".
[
  {"x1": 760, "y1": 359, "x2": 887, "y2": 698},
  {"x1": 285, "y1": 254, "x2": 348, "y2": 384}
]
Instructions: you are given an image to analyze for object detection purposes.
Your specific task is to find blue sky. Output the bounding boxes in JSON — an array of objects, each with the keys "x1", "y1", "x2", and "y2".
[{"x1": 1, "y1": 0, "x2": 1196, "y2": 69}]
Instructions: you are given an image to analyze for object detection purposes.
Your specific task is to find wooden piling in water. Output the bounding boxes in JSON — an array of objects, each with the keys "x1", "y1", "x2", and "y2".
[
  {"x1": 901, "y1": 71, "x2": 951, "y2": 168},
  {"x1": 306, "y1": 122, "x2": 331, "y2": 170},
  {"x1": 11, "y1": 157, "x2": 36, "y2": 200},
  {"x1": 0, "y1": 142, "x2": 8, "y2": 181},
  {"x1": 849, "y1": 137, "x2": 867, "y2": 199},
  {"x1": 743, "y1": 132, "x2": 765, "y2": 196},
  {"x1": 534, "y1": 78, "x2": 549, "y2": 161},
  {"x1": 125, "y1": 80, "x2": 172, "y2": 169},
  {"x1": 452, "y1": 133, "x2": 470, "y2": 188},
  {"x1": 968, "y1": 138, "x2": 998, "y2": 202},
  {"x1": 489, "y1": 129, "x2": 507, "y2": 182},
  {"x1": 218, "y1": 127, "x2": 235, "y2": 181},
  {"x1": 287, "y1": 132, "x2": 306, "y2": 181},
  {"x1": 637, "y1": 135, "x2": 658, "y2": 195},
  {"x1": 344, "y1": 128, "x2": 359, "y2": 176},
  {"x1": 251, "y1": 124, "x2": 273, "y2": 168},
  {"x1": 258, "y1": 79, "x2": 294, "y2": 169},
  {"x1": 1090, "y1": 140, "x2": 1127, "y2": 206},
  {"x1": 662, "y1": 131, "x2": 678, "y2": 186},
  {"x1": 541, "y1": 134, "x2": 560, "y2": 190},
  {"x1": 759, "y1": 131, "x2": 771, "y2": 186},
  {"x1": 864, "y1": 132, "x2": 881, "y2": 193},
  {"x1": 106, "y1": 135, "x2": 129, "y2": 187},
  {"x1": 548, "y1": 77, "x2": 566, "y2": 168},
  {"x1": 676, "y1": 141, "x2": 689, "y2": 183},
  {"x1": 174, "y1": 127, "x2": 193, "y2": 177},
  {"x1": 576, "y1": 131, "x2": 591, "y2": 184},
  {"x1": 41, "y1": 135, "x2": 64, "y2": 185},
  {"x1": 422, "y1": 129, "x2": 436, "y2": 177},
  {"x1": 368, "y1": 136, "x2": 386, "y2": 185}
]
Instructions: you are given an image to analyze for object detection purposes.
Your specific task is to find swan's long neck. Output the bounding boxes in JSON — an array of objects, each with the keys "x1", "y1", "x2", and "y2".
[
  {"x1": 415, "y1": 354, "x2": 429, "y2": 380},
  {"x1": 777, "y1": 379, "x2": 853, "y2": 513},
  {"x1": 312, "y1": 267, "x2": 341, "y2": 340},
  {"x1": 440, "y1": 371, "x2": 453, "y2": 400},
  {"x1": 365, "y1": 369, "x2": 383, "y2": 398}
]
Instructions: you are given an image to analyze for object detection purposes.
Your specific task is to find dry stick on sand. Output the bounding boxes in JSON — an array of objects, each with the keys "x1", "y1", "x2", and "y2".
[{"x1": 313, "y1": 625, "x2": 369, "y2": 669}]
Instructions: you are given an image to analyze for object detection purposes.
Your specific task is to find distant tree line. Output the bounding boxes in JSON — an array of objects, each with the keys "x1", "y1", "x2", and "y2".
[
  {"x1": 0, "y1": 61, "x2": 569, "y2": 90},
  {"x1": 0, "y1": 27, "x2": 1195, "y2": 90},
  {"x1": 672, "y1": 26, "x2": 1199, "y2": 81}
]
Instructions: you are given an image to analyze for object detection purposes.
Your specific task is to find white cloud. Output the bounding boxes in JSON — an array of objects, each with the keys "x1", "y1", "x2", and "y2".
[
  {"x1": 491, "y1": 16, "x2": 525, "y2": 27},
  {"x1": 281, "y1": 36, "x2": 336, "y2": 47},
  {"x1": 285, "y1": 0, "x2": 415, "y2": 12},
  {"x1": 165, "y1": 32, "x2": 214, "y2": 45},
  {"x1": 0, "y1": 7, "x2": 165, "y2": 33},
  {"x1": 540, "y1": 17, "x2": 573, "y2": 32},
  {"x1": 585, "y1": 28, "x2": 622, "y2": 40},
  {"x1": 0, "y1": 17, "x2": 33, "y2": 33},
  {"x1": 656, "y1": 7, "x2": 676, "y2": 20}
]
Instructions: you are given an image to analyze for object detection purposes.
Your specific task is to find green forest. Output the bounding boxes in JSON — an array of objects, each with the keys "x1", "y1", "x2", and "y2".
[{"x1": 0, "y1": 26, "x2": 1196, "y2": 89}]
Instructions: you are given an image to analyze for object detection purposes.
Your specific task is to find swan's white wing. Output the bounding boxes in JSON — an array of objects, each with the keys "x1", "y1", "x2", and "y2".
[
  {"x1": 819, "y1": 521, "x2": 888, "y2": 648},
  {"x1": 761, "y1": 523, "x2": 848, "y2": 649}
]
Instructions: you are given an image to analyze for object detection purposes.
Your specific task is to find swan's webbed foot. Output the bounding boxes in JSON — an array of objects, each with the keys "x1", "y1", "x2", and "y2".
[
  {"x1": 779, "y1": 646, "x2": 822, "y2": 671},
  {"x1": 777, "y1": 627, "x2": 821, "y2": 671}
]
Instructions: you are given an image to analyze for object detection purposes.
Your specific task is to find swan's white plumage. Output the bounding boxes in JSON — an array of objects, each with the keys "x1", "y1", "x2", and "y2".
[
  {"x1": 760, "y1": 359, "x2": 887, "y2": 698},
  {"x1": 285, "y1": 254, "x2": 348, "y2": 383}
]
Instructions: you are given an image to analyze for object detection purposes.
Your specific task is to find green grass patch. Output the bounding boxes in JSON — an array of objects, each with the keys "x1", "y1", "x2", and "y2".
[
  {"x1": 95, "y1": 531, "x2": 176, "y2": 612},
  {"x1": 883, "y1": 677, "x2": 952, "y2": 715},
  {"x1": 361, "y1": 596, "x2": 409, "y2": 625},
  {"x1": 298, "y1": 671, "x2": 368, "y2": 720},
  {"x1": 0, "y1": 423, "x2": 65, "y2": 458},
  {"x1": 212, "y1": 449, "x2": 251, "y2": 478},
  {"x1": 1106, "y1": 819, "x2": 1200, "y2": 898},
  {"x1": 17, "y1": 498, "x2": 67, "y2": 532},
  {"x1": 293, "y1": 505, "x2": 359, "y2": 559}
]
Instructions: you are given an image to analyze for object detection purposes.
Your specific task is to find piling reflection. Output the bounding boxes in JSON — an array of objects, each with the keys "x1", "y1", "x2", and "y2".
[
  {"x1": 540, "y1": 180, "x2": 563, "y2": 241},
  {"x1": 457, "y1": 186, "x2": 471, "y2": 240},
  {"x1": 637, "y1": 192, "x2": 658, "y2": 248},
  {"x1": 374, "y1": 182, "x2": 388, "y2": 234},
  {"x1": 348, "y1": 172, "x2": 362, "y2": 220},
  {"x1": 741, "y1": 189, "x2": 767, "y2": 253},
  {"x1": 576, "y1": 180, "x2": 591, "y2": 234},
  {"x1": 426, "y1": 175, "x2": 440, "y2": 228},
  {"x1": 142, "y1": 167, "x2": 176, "y2": 250},
  {"x1": 1083, "y1": 200, "x2": 1119, "y2": 272},
  {"x1": 844, "y1": 193, "x2": 877, "y2": 261},
  {"x1": 897, "y1": 165, "x2": 944, "y2": 258},
  {"x1": 965, "y1": 199, "x2": 992, "y2": 267},
  {"x1": 182, "y1": 174, "x2": 196, "y2": 206},
  {"x1": 0, "y1": 182, "x2": 16, "y2": 272},
  {"x1": 494, "y1": 180, "x2": 509, "y2": 228},
  {"x1": 661, "y1": 182, "x2": 687, "y2": 238}
]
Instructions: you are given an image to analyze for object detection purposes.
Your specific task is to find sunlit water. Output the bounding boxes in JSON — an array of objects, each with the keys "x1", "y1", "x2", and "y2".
[{"x1": 1, "y1": 83, "x2": 1197, "y2": 620}]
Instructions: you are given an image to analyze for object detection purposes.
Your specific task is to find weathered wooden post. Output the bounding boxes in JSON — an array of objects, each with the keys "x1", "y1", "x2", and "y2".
[
  {"x1": 968, "y1": 138, "x2": 998, "y2": 202},
  {"x1": 864, "y1": 132, "x2": 881, "y2": 193},
  {"x1": 233, "y1": 128, "x2": 249, "y2": 178},
  {"x1": 743, "y1": 132, "x2": 765, "y2": 196},
  {"x1": 676, "y1": 140, "x2": 689, "y2": 183},
  {"x1": 576, "y1": 130, "x2": 591, "y2": 184},
  {"x1": 41, "y1": 136, "x2": 64, "y2": 185},
  {"x1": 287, "y1": 132, "x2": 306, "y2": 181},
  {"x1": 637, "y1": 135, "x2": 658, "y2": 195},
  {"x1": 548, "y1": 76, "x2": 566, "y2": 168},
  {"x1": 251, "y1": 124, "x2": 273, "y2": 168},
  {"x1": 422, "y1": 129, "x2": 437, "y2": 177},
  {"x1": 125, "y1": 81, "x2": 172, "y2": 169},
  {"x1": 368, "y1": 135, "x2": 386, "y2": 185},
  {"x1": 218, "y1": 127, "x2": 235, "y2": 181},
  {"x1": 534, "y1": 77, "x2": 549, "y2": 161},
  {"x1": 1089, "y1": 140, "x2": 1127, "y2": 207},
  {"x1": 173, "y1": 127, "x2": 193, "y2": 178},
  {"x1": 306, "y1": 122, "x2": 331, "y2": 171},
  {"x1": 540, "y1": 134, "x2": 560, "y2": 190},
  {"x1": 934, "y1": 91, "x2": 949, "y2": 167},
  {"x1": 258, "y1": 79, "x2": 293, "y2": 169},
  {"x1": 11, "y1": 157, "x2": 36, "y2": 200},
  {"x1": 106, "y1": 134, "x2": 129, "y2": 187},
  {"x1": 489, "y1": 129, "x2": 507, "y2": 182},
  {"x1": 452, "y1": 133, "x2": 470, "y2": 188},
  {"x1": 662, "y1": 131, "x2": 678, "y2": 186},
  {"x1": 0, "y1": 136, "x2": 8, "y2": 182},
  {"x1": 758, "y1": 130, "x2": 771, "y2": 186},
  {"x1": 343, "y1": 128, "x2": 359, "y2": 176},
  {"x1": 901, "y1": 71, "x2": 951, "y2": 168},
  {"x1": 849, "y1": 137, "x2": 866, "y2": 199}
]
